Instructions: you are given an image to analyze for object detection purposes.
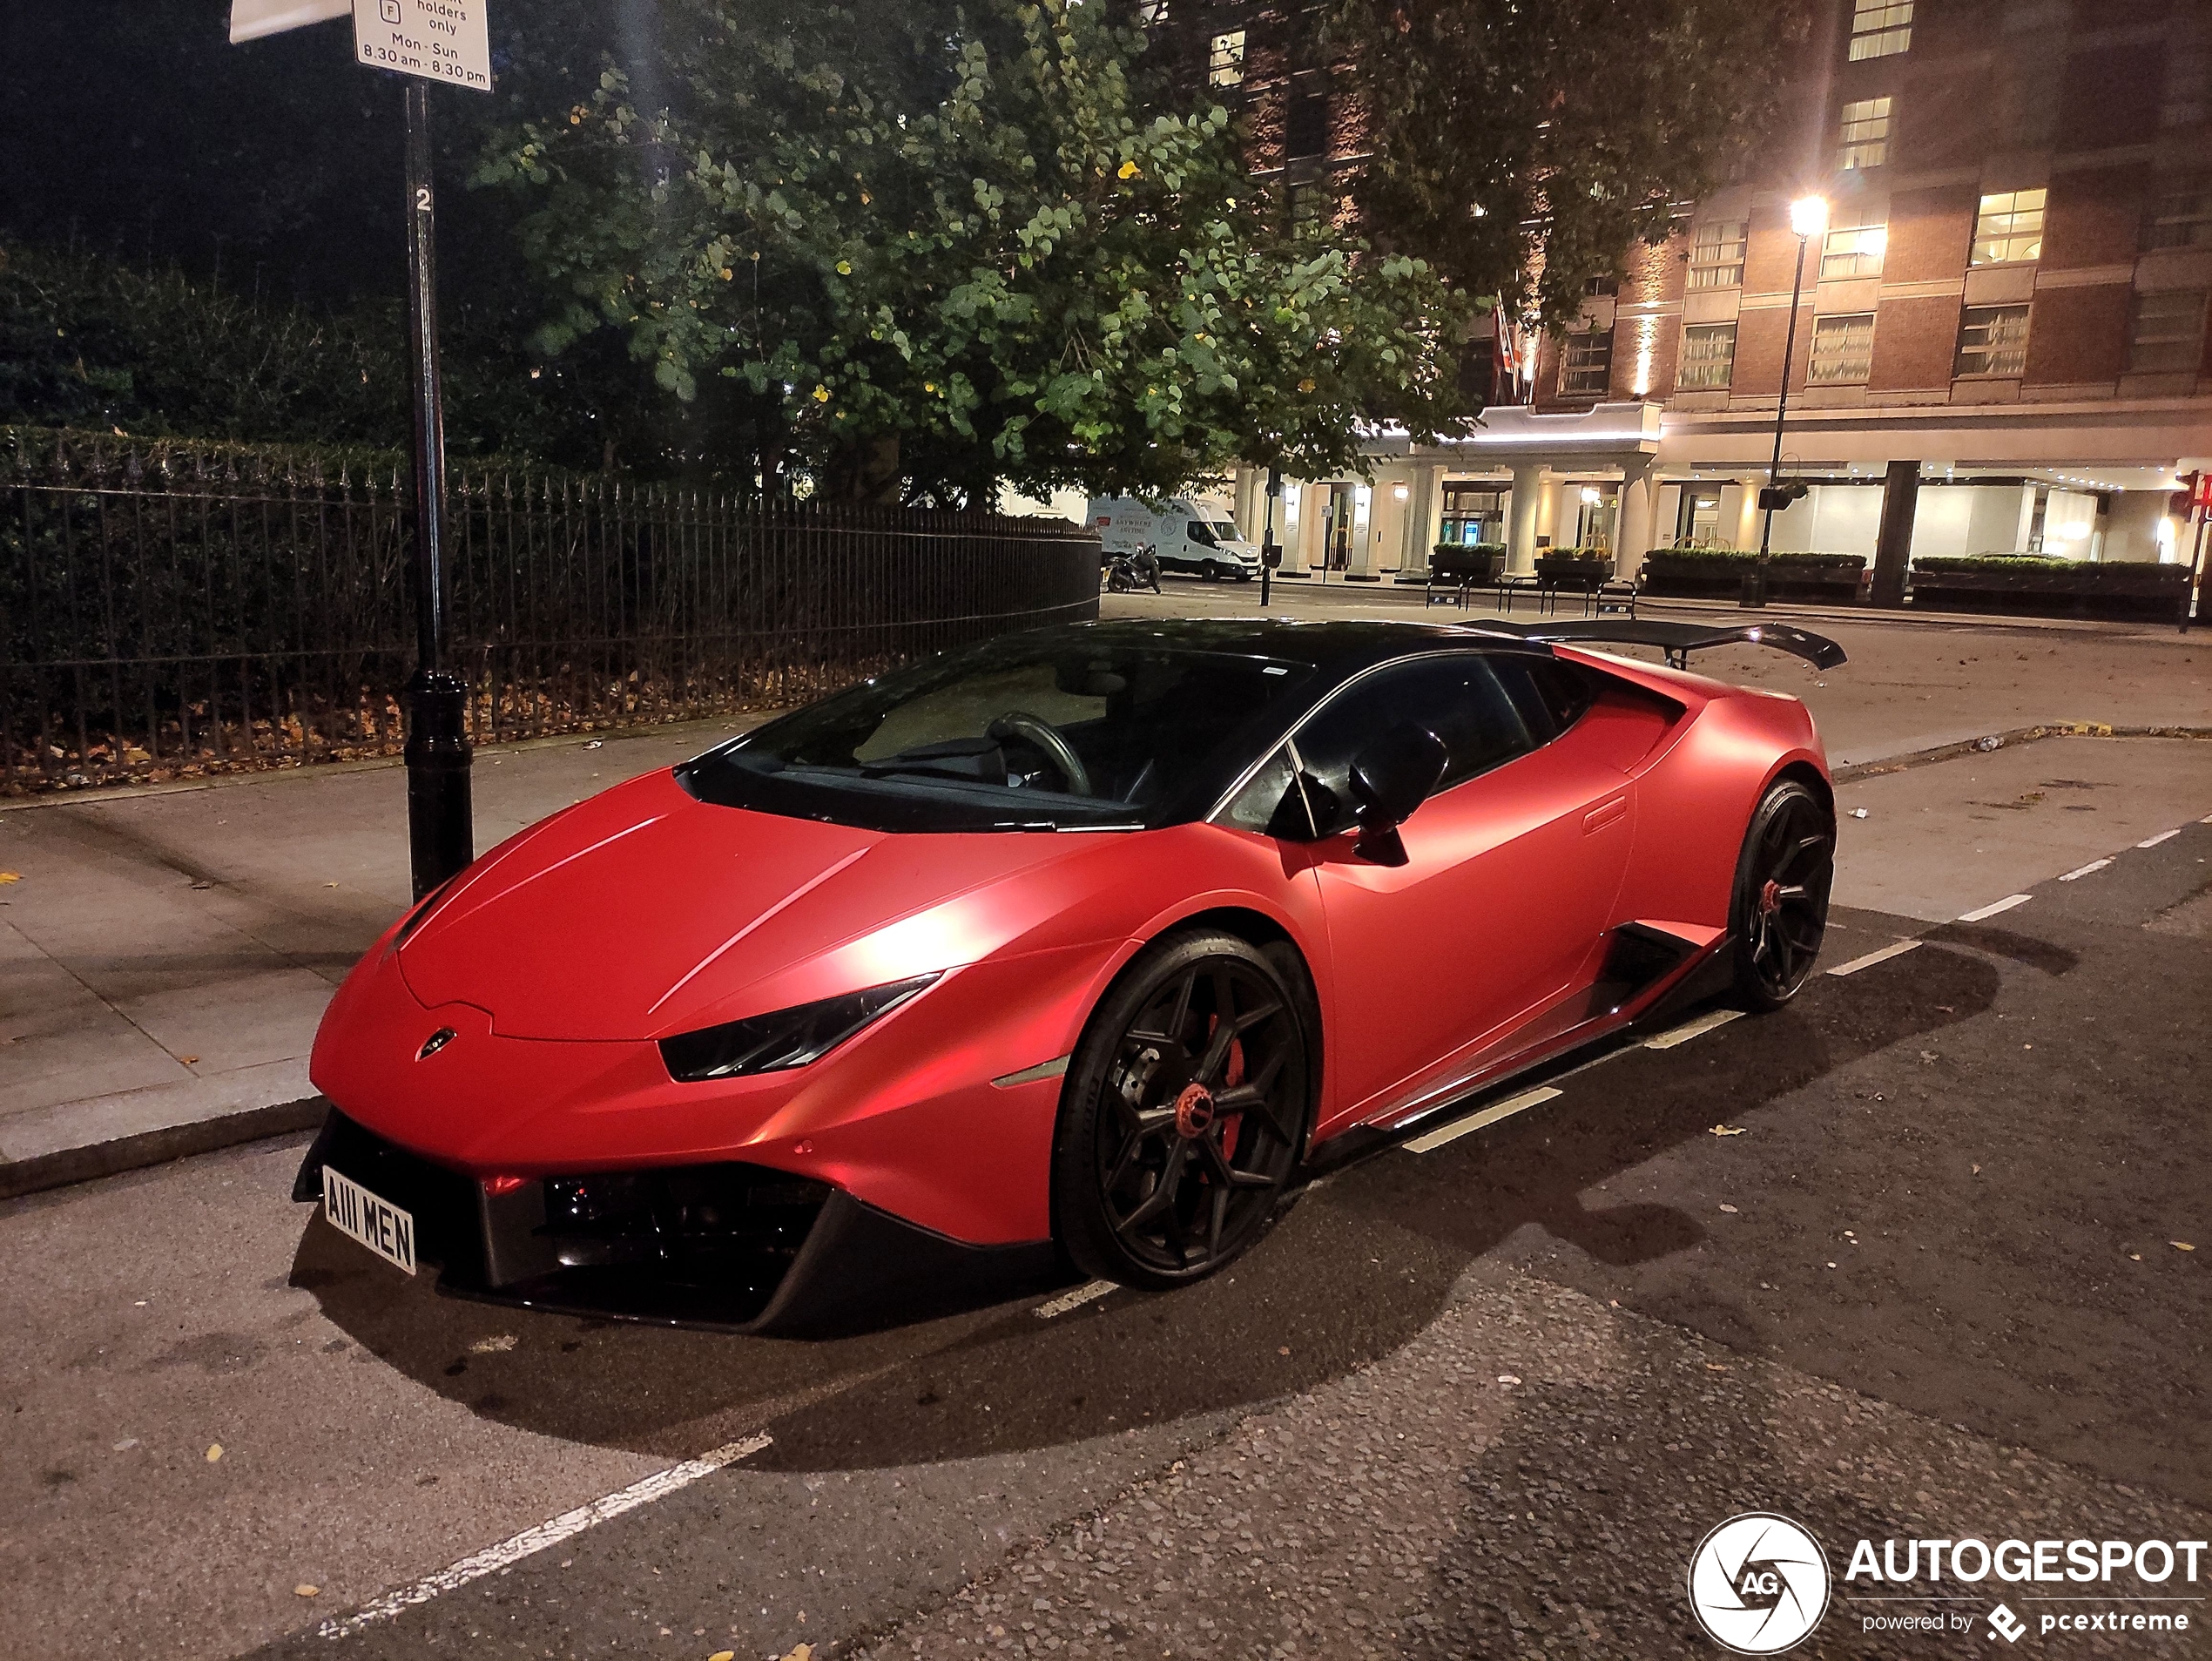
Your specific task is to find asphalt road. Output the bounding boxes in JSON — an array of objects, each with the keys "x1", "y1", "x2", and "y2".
[{"x1": 3, "y1": 726, "x2": 2209, "y2": 1658}]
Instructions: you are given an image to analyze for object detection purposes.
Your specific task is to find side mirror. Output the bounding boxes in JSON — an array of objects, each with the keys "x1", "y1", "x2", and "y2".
[{"x1": 1348, "y1": 723, "x2": 1447, "y2": 854}]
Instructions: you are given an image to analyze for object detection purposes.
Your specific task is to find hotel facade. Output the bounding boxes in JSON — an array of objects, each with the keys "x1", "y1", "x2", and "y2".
[{"x1": 1211, "y1": 0, "x2": 2212, "y2": 589}]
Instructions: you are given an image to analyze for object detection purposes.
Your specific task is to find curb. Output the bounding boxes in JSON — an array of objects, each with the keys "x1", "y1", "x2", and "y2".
[
  {"x1": 0, "y1": 1095, "x2": 329, "y2": 1203},
  {"x1": 1831, "y1": 722, "x2": 2212, "y2": 784}
]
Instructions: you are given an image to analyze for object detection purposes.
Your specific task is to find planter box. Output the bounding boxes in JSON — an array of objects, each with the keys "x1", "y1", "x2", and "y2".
[
  {"x1": 1907, "y1": 563, "x2": 2189, "y2": 623},
  {"x1": 1641, "y1": 553, "x2": 1865, "y2": 603},
  {"x1": 1534, "y1": 554, "x2": 1614, "y2": 590},
  {"x1": 1429, "y1": 545, "x2": 1507, "y2": 585}
]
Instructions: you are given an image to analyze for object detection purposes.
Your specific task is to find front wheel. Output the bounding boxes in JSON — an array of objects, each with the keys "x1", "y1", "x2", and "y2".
[
  {"x1": 1729, "y1": 779, "x2": 1835, "y2": 1009},
  {"x1": 1052, "y1": 930, "x2": 1312, "y2": 1289}
]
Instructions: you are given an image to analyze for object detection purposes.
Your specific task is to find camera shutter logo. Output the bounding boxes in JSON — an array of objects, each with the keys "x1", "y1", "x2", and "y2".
[{"x1": 1687, "y1": 1513, "x2": 1832, "y2": 1653}]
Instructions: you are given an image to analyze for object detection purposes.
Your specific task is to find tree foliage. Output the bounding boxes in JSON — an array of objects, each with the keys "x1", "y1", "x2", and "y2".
[
  {"x1": 477, "y1": 0, "x2": 1476, "y2": 502},
  {"x1": 1320, "y1": 0, "x2": 1816, "y2": 327},
  {"x1": 0, "y1": 240, "x2": 668, "y2": 466}
]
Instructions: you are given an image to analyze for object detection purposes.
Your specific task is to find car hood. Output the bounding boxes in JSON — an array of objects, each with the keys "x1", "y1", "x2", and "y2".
[{"x1": 396, "y1": 769, "x2": 1096, "y2": 1041}]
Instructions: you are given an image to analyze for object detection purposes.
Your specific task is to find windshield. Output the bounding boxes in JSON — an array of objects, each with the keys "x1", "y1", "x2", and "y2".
[
  {"x1": 678, "y1": 635, "x2": 1315, "y2": 832},
  {"x1": 1209, "y1": 521, "x2": 1243, "y2": 542}
]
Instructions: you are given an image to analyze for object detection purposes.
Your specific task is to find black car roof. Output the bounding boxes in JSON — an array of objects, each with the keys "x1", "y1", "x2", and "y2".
[{"x1": 1023, "y1": 616, "x2": 1553, "y2": 679}]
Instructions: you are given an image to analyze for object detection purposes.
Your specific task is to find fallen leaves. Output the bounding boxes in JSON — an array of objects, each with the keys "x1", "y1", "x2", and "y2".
[
  {"x1": 1708, "y1": 1124, "x2": 1747, "y2": 1138},
  {"x1": 1717, "y1": 1203, "x2": 1739, "y2": 1214},
  {"x1": 2175, "y1": 1242, "x2": 2197, "y2": 1253},
  {"x1": 779, "y1": 1646, "x2": 814, "y2": 1661},
  {"x1": 294, "y1": 1584, "x2": 320, "y2": 1598},
  {"x1": 205, "y1": 1443, "x2": 224, "y2": 1462},
  {"x1": 179, "y1": 1055, "x2": 199, "y2": 1066},
  {"x1": 469, "y1": 1334, "x2": 519, "y2": 1354},
  {"x1": 0, "y1": 871, "x2": 20, "y2": 884},
  {"x1": 709, "y1": 1652, "x2": 737, "y2": 1661}
]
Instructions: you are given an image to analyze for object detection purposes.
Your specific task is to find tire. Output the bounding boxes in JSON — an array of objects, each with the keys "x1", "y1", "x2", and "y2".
[
  {"x1": 1201, "y1": 564, "x2": 1220, "y2": 581},
  {"x1": 1051, "y1": 930, "x2": 1313, "y2": 1289},
  {"x1": 1728, "y1": 778, "x2": 1835, "y2": 1010}
]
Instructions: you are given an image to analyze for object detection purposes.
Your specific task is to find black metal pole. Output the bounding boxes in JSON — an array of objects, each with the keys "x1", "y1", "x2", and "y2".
[
  {"x1": 1259, "y1": 467, "x2": 1280, "y2": 608},
  {"x1": 401, "y1": 79, "x2": 473, "y2": 900},
  {"x1": 1747, "y1": 231, "x2": 1811, "y2": 611}
]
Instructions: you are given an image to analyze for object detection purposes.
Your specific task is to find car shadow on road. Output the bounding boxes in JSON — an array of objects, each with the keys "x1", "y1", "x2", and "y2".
[{"x1": 288, "y1": 945, "x2": 2000, "y2": 1471}]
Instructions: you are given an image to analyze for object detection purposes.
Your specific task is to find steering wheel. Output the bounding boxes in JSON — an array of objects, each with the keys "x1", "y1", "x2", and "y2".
[{"x1": 988, "y1": 711, "x2": 1092, "y2": 797}]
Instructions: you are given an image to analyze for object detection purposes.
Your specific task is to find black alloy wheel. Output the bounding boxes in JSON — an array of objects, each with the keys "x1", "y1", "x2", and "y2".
[
  {"x1": 1729, "y1": 779, "x2": 1835, "y2": 1009},
  {"x1": 1052, "y1": 930, "x2": 1312, "y2": 1288}
]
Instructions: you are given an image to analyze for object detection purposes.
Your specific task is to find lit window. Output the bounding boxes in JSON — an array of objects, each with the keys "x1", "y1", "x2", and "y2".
[
  {"x1": 1972, "y1": 189, "x2": 2047, "y2": 265},
  {"x1": 1848, "y1": 0, "x2": 1913, "y2": 59},
  {"x1": 1208, "y1": 29, "x2": 1245, "y2": 88},
  {"x1": 1559, "y1": 329, "x2": 1615, "y2": 396},
  {"x1": 2144, "y1": 176, "x2": 2212, "y2": 251},
  {"x1": 2127, "y1": 290, "x2": 2208, "y2": 374},
  {"x1": 1688, "y1": 219, "x2": 1748, "y2": 288},
  {"x1": 1808, "y1": 314, "x2": 1876, "y2": 383},
  {"x1": 1677, "y1": 323, "x2": 1737, "y2": 390},
  {"x1": 1838, "y1": 98, "x2": 1892, "y2": 171},
  {"x1": 1819, "y1": 224, "x2": 1887, "y2": 279},
  {"x1": 1954, "y1": 304, "x2": 2030, "y2": 376}
]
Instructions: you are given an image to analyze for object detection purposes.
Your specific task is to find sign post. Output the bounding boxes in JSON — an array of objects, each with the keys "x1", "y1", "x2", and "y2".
[{"x1": 228, "y1": 0, "x2": 490, "y2": 899}]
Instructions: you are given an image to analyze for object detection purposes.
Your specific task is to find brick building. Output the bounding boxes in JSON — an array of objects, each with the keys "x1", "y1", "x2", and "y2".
[{"x1": 1218, "y1": 0, "x2": 2212, "y2": 588}]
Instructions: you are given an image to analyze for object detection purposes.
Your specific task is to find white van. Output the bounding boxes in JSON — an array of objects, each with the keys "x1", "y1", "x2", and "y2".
[{"x1": 1086, "y1": 496, "x2": 1260, "y2": 582}]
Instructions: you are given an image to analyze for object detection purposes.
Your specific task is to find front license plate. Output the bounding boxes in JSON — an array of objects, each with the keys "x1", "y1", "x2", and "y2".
[{"x1": 321, "y1": 1165, "x2": 417, "y2": 1276}]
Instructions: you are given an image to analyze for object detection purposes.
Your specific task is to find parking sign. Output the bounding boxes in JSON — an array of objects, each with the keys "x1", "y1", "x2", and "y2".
[{"x1": 351, "y1": 0, "x2": 492, "y2": 91}]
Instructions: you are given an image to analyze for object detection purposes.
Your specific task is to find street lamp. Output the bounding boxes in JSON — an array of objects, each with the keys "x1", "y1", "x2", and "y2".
[{"x1": 1746, "y1": 193, "x2": 1830, "y2": 608}]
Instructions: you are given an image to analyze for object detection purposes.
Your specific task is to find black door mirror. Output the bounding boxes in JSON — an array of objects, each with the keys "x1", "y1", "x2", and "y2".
[{"x1": 1348, "y1": 722, "x2": 1447, "y2": 856}]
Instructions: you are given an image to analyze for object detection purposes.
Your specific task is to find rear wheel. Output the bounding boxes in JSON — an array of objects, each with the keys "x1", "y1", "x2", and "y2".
[
  {"x1": 1729, "y1": 779, "x2": 1835, "y2": 1009},
  {"x1": 1052, "y1": 930, "x2": 1312, "y2": 1289}
]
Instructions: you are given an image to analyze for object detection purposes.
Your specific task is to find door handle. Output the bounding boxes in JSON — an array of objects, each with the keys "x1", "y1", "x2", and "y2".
[{"x1": 1582, "y1": 795, "x2": 1628, "y2": 834}]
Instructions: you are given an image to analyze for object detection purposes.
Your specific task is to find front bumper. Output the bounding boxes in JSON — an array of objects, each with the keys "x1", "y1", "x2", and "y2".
[{"x1": 293, "y1": 1110, "x2": 1058, "y2": 1336}]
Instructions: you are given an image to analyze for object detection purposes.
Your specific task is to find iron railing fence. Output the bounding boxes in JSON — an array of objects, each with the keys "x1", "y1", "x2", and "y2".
[{"x1": 1, "y1": 429, "x2": 1101, "y2": 793}]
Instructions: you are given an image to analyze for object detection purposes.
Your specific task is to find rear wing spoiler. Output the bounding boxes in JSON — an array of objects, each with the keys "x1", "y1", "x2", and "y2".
[{"x1": 1473, "y1": 618, "x2": 1848, "y2": 671}]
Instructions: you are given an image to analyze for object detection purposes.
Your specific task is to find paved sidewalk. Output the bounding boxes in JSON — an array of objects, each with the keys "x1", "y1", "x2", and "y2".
[
  {"x1": 3, "y1": 593, "x2": 2209, "y2": 1198},
  {"x1": 0, "y1": 719, "x2": 752, "y2": 1196}
]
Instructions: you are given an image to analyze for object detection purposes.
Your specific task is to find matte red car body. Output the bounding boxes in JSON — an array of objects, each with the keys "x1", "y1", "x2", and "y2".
[{"x1": 308, "y1": 642, "x2": 1828, "y2": 1251}]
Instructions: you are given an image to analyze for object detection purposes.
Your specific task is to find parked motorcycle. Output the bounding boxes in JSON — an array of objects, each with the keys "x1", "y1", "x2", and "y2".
[{"x1": 1104, "y1": 543, "x2": 1163, "y2": 594}]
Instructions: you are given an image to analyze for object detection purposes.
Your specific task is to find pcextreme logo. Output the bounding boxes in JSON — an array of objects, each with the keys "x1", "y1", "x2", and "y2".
[{"x1": 1688, "y1": 1513, "x2": 1833, "y2": 1654}]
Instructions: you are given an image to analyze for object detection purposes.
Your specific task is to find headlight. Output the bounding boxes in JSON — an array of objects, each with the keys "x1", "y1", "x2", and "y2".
[{"x1": 658, "y1": 974, "x2": 940, "y2": 1081}]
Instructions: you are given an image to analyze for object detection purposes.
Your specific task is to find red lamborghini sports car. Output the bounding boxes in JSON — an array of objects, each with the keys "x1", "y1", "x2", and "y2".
[{"x1": 296, "y1": 616, "x2": 1844, "y2": 1334}]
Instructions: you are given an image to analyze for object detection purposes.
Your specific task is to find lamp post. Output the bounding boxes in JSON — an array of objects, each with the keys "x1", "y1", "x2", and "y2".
[
  {"x1": 1259, "y1": 466, "x2": 1282, "y2": 608},
  {"x1": 1746, "y1": 193, "x2": 1829, "y2": 609}
]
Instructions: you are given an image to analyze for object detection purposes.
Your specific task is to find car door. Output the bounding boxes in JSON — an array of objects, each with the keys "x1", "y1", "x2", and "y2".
[{"x1": 1279, "y1": 652, "x2": 1635, "y2": 1133}]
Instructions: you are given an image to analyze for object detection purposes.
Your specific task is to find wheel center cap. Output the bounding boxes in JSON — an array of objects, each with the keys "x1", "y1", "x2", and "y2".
[
  {"x1": 1758, "y1": 877, "x2": 1783, "y2": 916},
  {"x1": 1174, "y1": 1082, "x2": 1215, "y2": 1138}
]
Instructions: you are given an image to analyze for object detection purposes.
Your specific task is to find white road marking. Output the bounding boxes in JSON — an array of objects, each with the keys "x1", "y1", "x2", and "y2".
[
  {"x1": 1404, "y1": 1087, "x2": 1562, "y2": 1154},
  {"x1": 2137, "y1": 828, "x2": 2181, "y2": 848},
  {"x1": 1643, "y1": 1009, "x2": 1743, "y2": 1050},
  {"x1": 1825, "y1": 939, "x2": 1922, "y2": 977},
  {"x1": 1956, "y1": 894, "x2": 2033, "y2": 922},
  {"x1": 2058, "y1": 858, "x2": 2112, "y2": 881},
  {"x1": 1035, "y1": 1280, "x2": 1116, "y2": 1320},
  {"x1": 316, "y1": 1433, "x2": 772, "y2": 1639}
]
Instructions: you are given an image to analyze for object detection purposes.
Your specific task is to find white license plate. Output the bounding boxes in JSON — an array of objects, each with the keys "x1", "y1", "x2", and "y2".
[{"x1": 321, "y1": 1165, "x2": 417, "y2": 1276}]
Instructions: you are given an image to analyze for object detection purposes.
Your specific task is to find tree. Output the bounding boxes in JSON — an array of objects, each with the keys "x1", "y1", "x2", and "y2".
[
  {"x1": 476, "y1": 0, "x2": 1476, "y2": 502},
  {"x1": 1318, "y1": 0, "x2": 1817, "y2": 327}
]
